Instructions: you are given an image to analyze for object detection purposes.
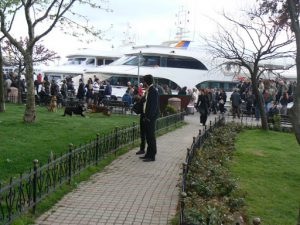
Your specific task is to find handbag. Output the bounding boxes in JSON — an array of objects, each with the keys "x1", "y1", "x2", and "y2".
[{"x1": 132, "y1": 101, "x2": 143, "y2": 114}]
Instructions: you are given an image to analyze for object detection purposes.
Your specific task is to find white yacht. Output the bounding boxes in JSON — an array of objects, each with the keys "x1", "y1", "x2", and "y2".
[
  {"x1": 42, "y1": 48, "x2": 122, "y2": 82},
  {"x1": 84, "y1": 41, "x2": 239, "y2": 96}
]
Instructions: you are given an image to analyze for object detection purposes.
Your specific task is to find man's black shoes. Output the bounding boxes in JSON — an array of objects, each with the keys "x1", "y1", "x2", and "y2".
[
  {"x1": 136, "y1": 150, "x2": 145, "y2": 155},
  {"x1": 143, "y1": 157, "x2": 155, "y2": 162}
]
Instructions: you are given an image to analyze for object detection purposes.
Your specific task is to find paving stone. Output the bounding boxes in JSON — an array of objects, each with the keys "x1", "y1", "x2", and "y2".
[{"x1": 35, "y1": 113, "x2": 217, "y2": 225}]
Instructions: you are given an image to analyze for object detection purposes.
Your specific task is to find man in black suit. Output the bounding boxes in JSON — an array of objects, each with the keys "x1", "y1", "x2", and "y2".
[{"x1": 139, "y1": 74, "x2": 160, "y2": 162}]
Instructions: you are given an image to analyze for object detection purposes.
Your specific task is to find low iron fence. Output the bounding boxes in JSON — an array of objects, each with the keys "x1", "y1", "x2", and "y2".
[
  {"x1": 180, "y1": 115, "x2": 225, "y2": 225},
  {"x1": 0, "y1": 112, "x2": 185, "y2": 225}
]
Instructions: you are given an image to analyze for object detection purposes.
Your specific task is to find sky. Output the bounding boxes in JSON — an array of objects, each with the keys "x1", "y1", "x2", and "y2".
[{"x1": 11, "y1": 0, "x2": 256, "y2": 60}]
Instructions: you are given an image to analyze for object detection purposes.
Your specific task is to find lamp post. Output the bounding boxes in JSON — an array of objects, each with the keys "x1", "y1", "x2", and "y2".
[{"x1": 137, "y1": 51, "x2": 142, "y2": 85}]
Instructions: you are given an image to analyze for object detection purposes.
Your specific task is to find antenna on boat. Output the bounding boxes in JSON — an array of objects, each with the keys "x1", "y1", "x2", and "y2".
[
  {"x1": 121, "y1": 23, "x2": 136, "y2": 47},
  {"x1": 175, "y1": 6, "x2": 190, "y2": 40}
]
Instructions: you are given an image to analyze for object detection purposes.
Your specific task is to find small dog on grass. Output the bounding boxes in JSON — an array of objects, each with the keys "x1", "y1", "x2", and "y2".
[
  {"x1": 63, "y1": 104, "x2": 86, "y2": 117},
  {"x1": 87, "y1": 104, "x2": 112, "y2": 116},
  {"x1": 48, "y1": 96, "x2": 57, "y2": 112}
]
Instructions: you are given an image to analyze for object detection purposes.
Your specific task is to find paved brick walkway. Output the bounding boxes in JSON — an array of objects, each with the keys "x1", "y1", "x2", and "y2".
[{"x1": 36, "y1": 113, "x2": 210, "y2": 225}]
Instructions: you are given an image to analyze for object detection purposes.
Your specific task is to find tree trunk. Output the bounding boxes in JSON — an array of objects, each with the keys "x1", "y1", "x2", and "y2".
[
  {"x1": 17, "y1": 64, "x2": 23, "y2": 104},
  {"x1": 251, "y1": 74, "x2": 268, "y2": 130},
  {"x1": 23, "y1": 52, "x2": 36, "y2": 123},
  {"x1": 258, "y1": 95, "x2": 268, "y2": 130},
  {"x1": 0, "y1": 45, "x2": 5, "y2": 112},
  {"x1": 287, "y1": 0, "x2": 300, "y2": 144}
]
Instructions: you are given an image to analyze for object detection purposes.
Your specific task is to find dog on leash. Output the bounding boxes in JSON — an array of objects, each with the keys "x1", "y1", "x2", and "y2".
[
  {"x1": 87, "y1": 104, "x2": 112, "y2": 116},
  {"x1": 63, "y1": 104, "x2": 86, "y2": 117},
  {"x1": 48, "y1": 96, "x2": 57, "y2": 112}
]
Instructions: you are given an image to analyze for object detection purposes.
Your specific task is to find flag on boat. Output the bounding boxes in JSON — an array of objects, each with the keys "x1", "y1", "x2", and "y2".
[{"x1": 175, "y1": 40, "x2": 190, "y2": 48}]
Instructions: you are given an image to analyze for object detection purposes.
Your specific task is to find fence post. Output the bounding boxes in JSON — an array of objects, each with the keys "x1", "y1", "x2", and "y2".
[
  {"x1": 180, "y1": 162, "x2": 187, "y2": 225},
  {"x1": 96, "y1": 134, "x2": 100, "y2": 165},
  {"x1": 132, "y1": 122, "x2": 136, "y2": 146},
  {"x1": 32, "y1": 159, "x2": 39, "y2": 214},
  {"x1": 192, "y1": 136, "x2": 196, "y2": 152},
  {"x1": 68, "y1": 144, "x2": 73, "y2": 184},
  {"x1": 297, "y1": 206, "x2": 300, "y2": 225},
  {"x1": 114, "y1": 127, "x2": 119, "y2": 156},
  {"x1": 186, "y1": 148, "x2": 191, "y2": 172}
]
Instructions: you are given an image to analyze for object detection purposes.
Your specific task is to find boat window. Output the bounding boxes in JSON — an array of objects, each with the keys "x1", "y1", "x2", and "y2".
[
  {"x1": 124, "y1": 55, "x2": 161, "y2": 67},
  {"x1": 143, "y1": 56, "x2": 160, "y2": 67},
  {"x1": 67, "y1": 57, "x2": 86, "y2": 65},
  {"x1": 124, "y1": 56, "x2": 145, "y2": 66},
  {"x1": 104, "y1": 59, "x2": 114, "y2": 65},
  {"x1": 166, "y1": 57, "x2": 207, "y2": 70},
  {"x1": 104, "y1": 74, "x2": 179, "y2": 91},
  {"x1": 110, "y1": 56, "x2": 135, "y2": 65},
  {"x1": 86, "y1": 58, "x2": 95, "y2": 65},
  {"x1": 97, "y1": 59, "x2": 104, "y2": 66},
  {"x1": 197, "y1": 81, "x2": 238, "y2": 92}
]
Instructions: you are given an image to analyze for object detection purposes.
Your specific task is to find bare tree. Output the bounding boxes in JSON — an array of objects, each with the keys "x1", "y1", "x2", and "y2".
[
  {"x1": 204, "y1": 9, "x2": 295, "y2": 130},
  {"x1": 258, "y1": 0, "x2": 300, "y2": 143},
  {"x1": 0, "y1": 0, "x2": 110, "y2": 122}
]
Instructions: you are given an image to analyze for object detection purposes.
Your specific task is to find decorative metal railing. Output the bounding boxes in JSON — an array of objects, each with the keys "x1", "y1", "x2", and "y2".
[
  {"x1": 179, "y1": 115, "x2": 225, "y2": 225},
  {"x1": 0, "y1": 112, "x2": 185, "y2": 225}
]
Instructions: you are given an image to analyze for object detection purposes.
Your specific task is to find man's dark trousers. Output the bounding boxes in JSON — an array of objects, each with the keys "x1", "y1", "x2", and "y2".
[
  {"x1": 140, "y1": 114, "x2": 146, "y2": 152},
  {"x1": 145, "y1": 118, "x2": 157, "y2": 159}
]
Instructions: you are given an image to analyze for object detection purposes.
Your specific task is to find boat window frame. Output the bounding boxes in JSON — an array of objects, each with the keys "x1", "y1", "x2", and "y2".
[{"x1": 164, "y1": 56, "x2": 208, "y2": 70}]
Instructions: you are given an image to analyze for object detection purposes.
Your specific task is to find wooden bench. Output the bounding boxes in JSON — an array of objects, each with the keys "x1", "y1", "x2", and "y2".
[
  {"x1": 279, "y1": 114, "x2": 293, "y2": 128},
  {"x1": 102, "y1": 100, "x2": 131, "y2": 114}
]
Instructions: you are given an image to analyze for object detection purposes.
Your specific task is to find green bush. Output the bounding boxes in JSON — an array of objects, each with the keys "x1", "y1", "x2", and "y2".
[
  {"x1": 182, "y1": 123, "x2": 245, "y2": 224},
  {"x1": 164, "y1": 104, "x2": 177, "y2": 115},
  {"x1": 273, "y1": 114, "x2": 281, "y2": 131}
]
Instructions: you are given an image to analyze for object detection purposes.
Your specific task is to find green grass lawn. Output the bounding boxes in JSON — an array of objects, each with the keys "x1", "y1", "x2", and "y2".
[
  {"x1": 231, "y1": 129, "x2": 300, "y2": 225},
  {"x1": 0, "y1": 103, "x2": 138, "y2": 182}
]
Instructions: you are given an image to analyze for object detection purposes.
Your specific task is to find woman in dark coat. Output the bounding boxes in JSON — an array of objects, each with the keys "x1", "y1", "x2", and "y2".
[
  {"x1": 76, "y1": 79, "x2": 85, "y2": 101},
  {"x1": 196, "y1": 89, "x2": 210, "y2": 126},
  {"x1": 218, "y1": 89, "x2": 227, "y2": 113}
]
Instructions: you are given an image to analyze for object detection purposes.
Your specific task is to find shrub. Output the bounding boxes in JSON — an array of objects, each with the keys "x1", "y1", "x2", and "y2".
[
  {"x1": 182, "y1": 123, "x2": 245, "y2": 224},
  {"x1": 164, "y1": 104, "x2": 177, "y2": 115}
]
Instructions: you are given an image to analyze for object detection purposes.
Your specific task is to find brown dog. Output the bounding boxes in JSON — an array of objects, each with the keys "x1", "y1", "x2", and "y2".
[
  {"x1": 88, "y1": 104, "x2": 111, "y2": 116},
  {"x1": 48, "y1": 96, "x2": 57, "y2": 112}
]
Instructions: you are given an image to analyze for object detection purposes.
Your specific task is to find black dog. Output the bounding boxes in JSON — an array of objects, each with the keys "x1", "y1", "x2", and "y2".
[{"x1": 63, "y1": 105, "x2": 86, "y2": 117}]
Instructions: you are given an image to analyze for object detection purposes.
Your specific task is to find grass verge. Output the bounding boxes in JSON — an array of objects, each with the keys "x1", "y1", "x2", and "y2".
[
  {"x1": 231, "y1": 129, "x2": 300, "y2": 225},
  {"x1": 0, "y1": 103, "x2": 138, "y2": 182}
]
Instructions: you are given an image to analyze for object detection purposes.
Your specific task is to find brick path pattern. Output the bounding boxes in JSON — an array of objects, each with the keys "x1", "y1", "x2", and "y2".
[{"x1": 36, "y1": 113, "x2": 209, "y2": 225}]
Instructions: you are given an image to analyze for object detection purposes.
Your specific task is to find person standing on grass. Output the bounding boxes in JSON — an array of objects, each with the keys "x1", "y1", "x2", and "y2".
[
  {"x1": 139, "y1": 74, "x2": 160, "y2": 162},
  {"x1": 93, "y1": 78, "x2": 100, "y2": 105},
  {"x1": 76, "y1": 79, "x2": 85, "y2": 101}
]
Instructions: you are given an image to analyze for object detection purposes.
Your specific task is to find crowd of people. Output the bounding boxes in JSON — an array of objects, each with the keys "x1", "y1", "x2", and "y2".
[
  {"x1": 3, "y1": 70, "x2": 297, "y2": 125},
  {"x1": 192, "y1": 78, "x2": 297, "y2": 125},
  {"x1": 3, "y1": 72, "x2": 26, "y2": 102},
  {"x1": 5, "y1": 73, "x2": 117, "y2": 106}
]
